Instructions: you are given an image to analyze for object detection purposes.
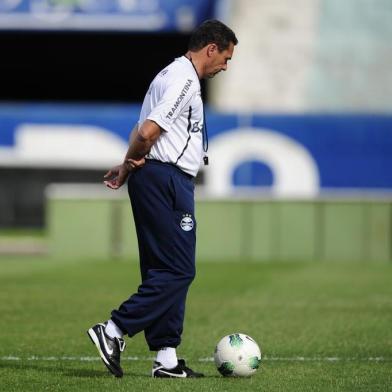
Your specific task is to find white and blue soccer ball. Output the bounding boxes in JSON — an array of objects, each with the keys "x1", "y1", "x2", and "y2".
[{"x1": 214, "y1": 333, "x2": 262, "y2": 377}]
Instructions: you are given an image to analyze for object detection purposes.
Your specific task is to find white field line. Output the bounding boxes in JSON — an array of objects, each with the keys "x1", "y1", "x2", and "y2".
[
  {"x1": 199, "y1": 356, "x2": 391, "y2": 362},
  {"x1": 0, "y1": 356, "x2": 391, "y2": 362}
]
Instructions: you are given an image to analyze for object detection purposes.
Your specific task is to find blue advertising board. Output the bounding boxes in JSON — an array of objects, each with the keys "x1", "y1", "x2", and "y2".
[
  {"x1": 0, "y1": 0, "x2": 214, "y2": 31},
  {"x1": 0, "y1": 103, "x2": 391, "y2": 197}
]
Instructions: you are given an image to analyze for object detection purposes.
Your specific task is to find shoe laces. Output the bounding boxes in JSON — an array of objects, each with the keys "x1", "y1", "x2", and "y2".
[
  {"x1": 178, "y1": 359, "x2": 191, "y2": 371},
  {"x1": 116, "y1": 338, "x2": 126, "y2": 352}
]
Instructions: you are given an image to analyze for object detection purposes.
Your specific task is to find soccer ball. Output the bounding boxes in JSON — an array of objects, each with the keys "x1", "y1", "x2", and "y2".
[{"x1": 214, "y1": 333, "x2": 262, "y2": 377}]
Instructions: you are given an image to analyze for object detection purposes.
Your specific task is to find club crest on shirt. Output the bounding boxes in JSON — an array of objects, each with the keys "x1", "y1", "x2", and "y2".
[
  {"x1": 180, "y1": 214, "x2": 194, "y2": 231},
  {"x1": 191, "y1": 121, "x2": 202, "y2": 133}
]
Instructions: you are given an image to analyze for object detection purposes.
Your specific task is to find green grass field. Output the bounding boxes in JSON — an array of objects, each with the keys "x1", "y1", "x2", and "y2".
[{"x1": 1, "y1": 256, "x2": 391, "y2": 391}]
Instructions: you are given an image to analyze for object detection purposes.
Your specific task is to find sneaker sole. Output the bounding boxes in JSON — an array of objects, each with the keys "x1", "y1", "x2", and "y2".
[
  {"x1": 152, "y1": 367, "x2": 204, "y2": 378},
  {"x1": 152, "y1": 370, "x2": 203, "y2": 378},
  {"x1": 87, "y1": 328, "x2": 123, "y2": 378}
]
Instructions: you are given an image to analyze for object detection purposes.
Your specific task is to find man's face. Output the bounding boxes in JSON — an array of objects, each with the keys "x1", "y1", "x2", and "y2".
[{"x1": 204, "y1": 42, "x2": 235, "y2": 79}]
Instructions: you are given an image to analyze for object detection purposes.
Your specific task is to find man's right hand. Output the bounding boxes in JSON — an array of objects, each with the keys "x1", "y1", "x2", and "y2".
[
  {"x1": 103, "y1": 163, "x2": 129, "y2": 189},
  {"x1": 103, "y1": 158, "x2": 146, "y2": 189}
]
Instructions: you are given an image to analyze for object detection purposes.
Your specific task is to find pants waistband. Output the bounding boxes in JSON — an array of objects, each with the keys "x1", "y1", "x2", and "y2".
[{"x1": 145, "y1": 159, "x2": 194, "y2": 181}]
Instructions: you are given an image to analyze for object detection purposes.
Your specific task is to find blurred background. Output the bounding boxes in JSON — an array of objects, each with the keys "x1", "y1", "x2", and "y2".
[{"x1": 0, "y1": 0, "x2": 391, "y2": 262}]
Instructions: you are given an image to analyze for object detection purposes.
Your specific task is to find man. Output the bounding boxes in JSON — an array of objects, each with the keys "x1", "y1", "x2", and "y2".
[{"x1": 87, "y1": 19, "x2": 237, "y2": 378}]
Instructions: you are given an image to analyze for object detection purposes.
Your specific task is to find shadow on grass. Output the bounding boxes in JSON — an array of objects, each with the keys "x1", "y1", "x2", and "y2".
[
  {"x1": 0, "y1": 361, "x2": 149, "y2": 378},
  {"x1": 0, "y1": 360, "x2": 220, "y2": 379}
]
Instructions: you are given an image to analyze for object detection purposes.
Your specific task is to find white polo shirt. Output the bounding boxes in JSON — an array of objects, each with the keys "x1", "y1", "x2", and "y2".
[{"x1": 138, "y1": 56, "x2": 204, "y2": 177}]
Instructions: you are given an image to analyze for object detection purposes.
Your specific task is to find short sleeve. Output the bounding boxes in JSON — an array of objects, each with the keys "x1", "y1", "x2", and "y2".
[{"x1": 147, "y1": 78, "x2": 196, "y2": 132}]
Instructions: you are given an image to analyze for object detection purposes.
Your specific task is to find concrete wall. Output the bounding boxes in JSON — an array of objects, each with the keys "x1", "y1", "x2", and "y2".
[
  {"x1": 47, "y1": 197, "x2": 391, "y2": 263},
  {"x1": 212, "y1": 0, "x2": 392, "y2": 112}
]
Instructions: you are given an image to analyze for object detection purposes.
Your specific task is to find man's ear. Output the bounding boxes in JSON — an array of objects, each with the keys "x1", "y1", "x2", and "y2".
[{"x1": 206, "y1": 43, "x2": 218, "y2": 57}]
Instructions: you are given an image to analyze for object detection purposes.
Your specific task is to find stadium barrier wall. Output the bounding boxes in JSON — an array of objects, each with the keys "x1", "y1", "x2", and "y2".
[
  {"x1": 47, "y1": 187, "x2": 391, "y2": 263},
  {"x1": 2, "y1": 105, "x2": 392, "y2": 227}
]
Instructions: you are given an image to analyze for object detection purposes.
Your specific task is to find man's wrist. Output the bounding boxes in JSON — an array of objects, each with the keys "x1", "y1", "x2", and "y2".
[{"x1": 123, "y1": 160, "x2": 133, "y2": 172}]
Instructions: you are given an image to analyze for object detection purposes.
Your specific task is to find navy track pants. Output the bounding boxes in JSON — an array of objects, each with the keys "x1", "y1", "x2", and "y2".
[{"x1": 111, "y1": 160, "x2": 196, "y2": 351}]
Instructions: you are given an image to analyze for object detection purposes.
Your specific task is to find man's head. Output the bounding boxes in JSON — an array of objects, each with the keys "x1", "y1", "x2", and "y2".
[{"x1": 188, "y1": 19, "x2": 238, "y2": 79}]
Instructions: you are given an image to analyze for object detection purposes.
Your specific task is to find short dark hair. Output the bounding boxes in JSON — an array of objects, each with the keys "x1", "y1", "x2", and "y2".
[{"x1": 188, "y1": 19, "x2": 238, "y2": 52}]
